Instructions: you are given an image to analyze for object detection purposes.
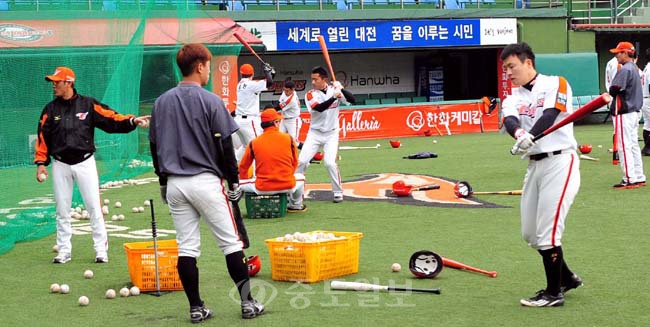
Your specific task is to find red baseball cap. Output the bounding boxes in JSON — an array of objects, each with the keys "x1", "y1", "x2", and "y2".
[
  {"x1": 260, "y1": 108, "x2": 282, "y2": 123},
  {"x1": 240, "y1": 64, "x2": 254, "y2": 75},
  {"x1": 610, "y1": 42, "x2": 635, "y2": 55},
  {"x1": 45, "y1": 67, "x2": 76, "y2": 82}
]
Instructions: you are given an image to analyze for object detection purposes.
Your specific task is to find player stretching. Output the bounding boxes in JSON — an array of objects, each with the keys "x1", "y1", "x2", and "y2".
[
  {"x1": 501, "y1": 42, "x2": 583, "y2": 307},
  {"x1": 296, "y1": 66, "x2": 354, "y2": 203}
]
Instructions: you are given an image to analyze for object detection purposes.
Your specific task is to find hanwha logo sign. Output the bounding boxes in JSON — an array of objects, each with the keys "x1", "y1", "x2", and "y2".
[
  {"x1": 305, "y1": 173, "x2": 506, "y2": 208},
  {"x1": 219, "y1": 60, "x2": 231, "y2": 75},
  {"x1": 0, "y1": 24, "x2": 53, "y2": 42}
]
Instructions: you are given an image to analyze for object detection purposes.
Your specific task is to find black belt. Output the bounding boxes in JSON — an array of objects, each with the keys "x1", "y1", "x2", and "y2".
[
  {"x1": 54, "y1": 152, "x2": 93, "y2": 165},
  {"x1": 241, "y1": 115, "x2": 248, "y2": 119},
  {"x1": 529, "y1": 150, "x2": 563, "y2": 161}
]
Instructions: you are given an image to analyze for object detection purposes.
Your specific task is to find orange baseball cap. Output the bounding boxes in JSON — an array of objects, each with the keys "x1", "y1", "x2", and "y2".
[
  {"x1": 260, "y1": 108, "x2": 282, "y2": 123},
  {"x1": 45, "y1": 67, "x2": 76, "y2": 82},
  {"x1": 610, "y1": 42, "x2": 635, "y2": 54},
  {"x1": 240, "y1": 64, "x2": 254, "y2": 75}
]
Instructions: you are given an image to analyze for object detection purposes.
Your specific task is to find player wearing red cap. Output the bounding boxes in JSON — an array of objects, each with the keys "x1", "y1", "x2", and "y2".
[{"x1": 234, "y1": 63, "x2": 273, "y2": 161}]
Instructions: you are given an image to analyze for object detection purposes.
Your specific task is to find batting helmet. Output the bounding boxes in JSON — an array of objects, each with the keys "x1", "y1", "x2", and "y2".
[
  {"x1": 247, "y1": 255, "x2": 261, "y2": 277},
  {"x1": 312, "y1": 152, "x2": 324, "y2": 161},
  {"x1": 409, "y1": 250, "x2": 443, "y2": 278},
  {"x1": 453, "y1": 181, "x2": 473, "y2": 198},
  {"x1": 579, "y1": 144, "x2": 593, "y2": 154}
]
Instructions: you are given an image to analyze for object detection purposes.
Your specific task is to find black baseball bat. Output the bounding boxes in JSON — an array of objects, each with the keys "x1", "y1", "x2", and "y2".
[{"x1": 214, "y1": 133, "x2": 250, "y2": 249}]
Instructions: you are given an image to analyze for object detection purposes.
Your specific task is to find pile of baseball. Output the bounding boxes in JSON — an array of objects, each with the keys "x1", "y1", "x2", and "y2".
[{"x1": 275, "y1": 231, "x2": 344, "y2": 242}]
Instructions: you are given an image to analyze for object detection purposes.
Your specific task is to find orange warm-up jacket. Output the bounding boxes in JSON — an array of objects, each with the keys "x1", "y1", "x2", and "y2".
[{"x1": 239, "y1": 126, "x2": 298, "y2": 191}]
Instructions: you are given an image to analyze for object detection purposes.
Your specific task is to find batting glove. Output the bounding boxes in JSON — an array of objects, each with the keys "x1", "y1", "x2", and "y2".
[
  {"x1": 514, "y1": 128, "x2": 535, "y2": 151},
  {"x1": 227, "y1": 183, "x2": 242, "y2": 202},
  {"x1": 160, "y1": 185, "x2": 168, "y2": 204},
  {"x1": 332, "y1": 81, "x2": 343, "y2": 90},
  {"x1": 263, "y1": 63, "x2": 276, "y2": 75}
]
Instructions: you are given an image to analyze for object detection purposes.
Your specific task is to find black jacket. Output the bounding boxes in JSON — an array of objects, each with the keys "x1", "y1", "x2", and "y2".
[{"x1": 35, "y1": 90, "x2": 137, "y2": 166}]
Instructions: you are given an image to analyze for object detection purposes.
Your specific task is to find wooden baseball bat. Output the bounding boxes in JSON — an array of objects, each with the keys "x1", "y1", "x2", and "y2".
[
  {"x1": 330, "y1": 281, "x2": 441, "y2": 294},
  {"x1": 317, "y1": 35, "x2": 336, "y2": 82},
  {"x1": 442, "y1": 257, "x2": 497, "y2": 278},
  {"x1": 471, "y1": 190, "x2": 522, "y2": 196},
  {"x1": 233, "y1": 32, "x2": 266, "y2": 65},
  {"x1": 579, "y1": 154, "x2": 600, "y2": 161},
  {"x1": 533, "y1": 93, "x2": 611, "y2": 142}
]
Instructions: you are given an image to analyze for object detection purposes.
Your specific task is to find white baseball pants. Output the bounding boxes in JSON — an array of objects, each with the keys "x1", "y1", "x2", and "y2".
[
  {"x1": 296, "y1": 129, "x2": 342, "y2": 196},
  {"x1": 280, "y1": 117, "x2": 302, "y2": 142},
  {"x1": 52, "y1": 156, "x2": 107, "y2": 258},
  {"x1": 642, "y1": 98, "x2": 650, "y2": 131},
  {"x1": 521, "y1": 152, "x2": 580, "y2": 250},
  {"x1": 613, "y1": 112, "x2": 646, "y2": 183},
  {"x1": 234, "y1": 115, "x2": 262, "y2": 161},
  {"x1": 240, "y1": 173, "x2": 305, "y2": 208},
  {"x1": 166, "y1": 173, "x2": 243, "y2": 258}
]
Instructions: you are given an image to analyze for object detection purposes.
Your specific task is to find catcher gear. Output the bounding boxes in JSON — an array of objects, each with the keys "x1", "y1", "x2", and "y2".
[
  {"x1": 409, "y1": 250, "x2": 443, "y2": 278},
  {"x1": 453, "y1": 181, "x2": 472, "y2": 198},
  {"x1": 247, "y1": 255, "x2": 261, "y2": 277}
]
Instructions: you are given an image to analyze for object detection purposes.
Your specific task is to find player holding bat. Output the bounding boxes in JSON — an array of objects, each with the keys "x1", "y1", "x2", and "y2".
[{"x1": 500, "y1": 43, "x2": 583, "y2": 307}]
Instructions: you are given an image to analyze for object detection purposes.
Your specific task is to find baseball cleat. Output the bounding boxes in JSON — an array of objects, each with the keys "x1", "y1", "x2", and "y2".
[
  {"x1": 287, "y1": 204, "x2": 307, "y2": 213},
  {"x1": 613, "y1": 181, "x2": 640, "y2": 189},
  {"x1": 560, "y1": 274, "x2": 583, "y2": 294},
  {"x1": 520, "y1": 290, "x2": 564, "y2": 307},
  {"x1": 635, "y1": 181, "x2": 646, "y2": 187},
  {"x1": 95, "y1": 256, "x2": 109, "y2": 263},
  {"x1": 190, "y1": 304, "x2": 214, "y2": 323},
  {"x1": 52, "y1": 254, "x2": 71, "y2": 264},
  {"x1": 241, "y1": 299, "x2": 265, "y2": 319}
]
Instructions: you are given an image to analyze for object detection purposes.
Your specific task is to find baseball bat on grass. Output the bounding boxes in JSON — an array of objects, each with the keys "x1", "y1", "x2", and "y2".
[
  {"x1": 330, "y1": 281, "x2": 441, "y2": 294},
  {"x1": 442, "y1": 257, "x2": 497, "y2": 278}
]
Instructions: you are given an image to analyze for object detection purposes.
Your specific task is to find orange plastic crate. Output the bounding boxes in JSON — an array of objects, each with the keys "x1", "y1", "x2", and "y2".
[
  {"x1": 123, "y1": 240, "x2": 184, "y2": 291},
  {"x1": 264, "y1": 231, "x2": 363, "y2": 283}
]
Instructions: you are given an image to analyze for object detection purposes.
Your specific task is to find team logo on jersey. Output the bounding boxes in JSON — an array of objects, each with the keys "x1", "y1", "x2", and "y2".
[
  {"x1": 557, "y1": 92, "x2": 567, "y2": 106},
  {"x1": 305, "y1": 173, "x2": 505, "y2": 208},
  {"x1": 76, "y1": 112, "x2": 88, "y2": 120},
  {"x1": 54, "y1": 115, "x2": 61, "y2": 121}
]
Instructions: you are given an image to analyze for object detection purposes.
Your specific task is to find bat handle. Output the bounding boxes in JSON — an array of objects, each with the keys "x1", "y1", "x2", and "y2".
[{"x1": 389, "y1": 287, "x2": 441, "y2": 294}]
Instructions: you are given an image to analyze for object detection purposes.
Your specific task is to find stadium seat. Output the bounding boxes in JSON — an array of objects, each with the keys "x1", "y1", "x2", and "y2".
[
  {"x1": 380, "y1": 98, "x2": 397, "y2": 104},
  {"x1": 365, "y1": 99, "x2": 381, "y2": 105},
  {"x1": 0, "y1": 1, "x2": 8, "y2": 10},
  {"x1": 397, "y1": 97, "x2": 412, "y2": 103},
  {"x1": 102, "y1": 0, "x2": 117, "y2": 10},
  {"x1": 444, "y1": 0, "x2": 461, "y2": 8},
  {"x1": 369, "y1": 93, "x2": 385, "y2": 99},
  {"x1": 335, "y1": 0, "x2": 348, "y2": 9},
  {"x1": 412, "y1": 96, "x2": 427, "y2": 103}
]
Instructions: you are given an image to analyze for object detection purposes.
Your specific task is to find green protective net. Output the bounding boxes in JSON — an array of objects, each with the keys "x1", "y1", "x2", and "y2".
[{"x1": 0, "y1": 3, "x2": 242, "y2": 255}]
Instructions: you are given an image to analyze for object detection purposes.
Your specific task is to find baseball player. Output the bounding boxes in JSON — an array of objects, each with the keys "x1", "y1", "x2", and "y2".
[
  {"x1": 608, "y1": 41, "x2": 646, "y2": 188},
  {"x1": 605, "y1": 55, "x2": 619, "y2": 92},
  {"x1": 500, "y1": 43, "x2": 583, "y2": 307},
  {"x1": 35, "y1": 66, "x2": 149, "y2": 264},
  {"x1": 276, "y1": 80, "x2": 303, "y2": 142},
  {"x1": 234, "y1": 63, "x2": 273, "y2": 161},
  {"x1": 149, "y1": 44, "x2": 264, "y2": 323},
  {"x1": 239, "y1": 109, "x2": 306, "y2": 212},
  {"x1": 641, "y1": 48, "x2": 650, "y2": 156},
  {"x1": 296, "y1": 66, "x2": 354, "y2": 203}
]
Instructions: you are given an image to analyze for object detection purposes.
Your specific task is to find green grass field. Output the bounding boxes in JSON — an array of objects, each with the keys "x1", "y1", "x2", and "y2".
[{"x1": 2, "y1": 124, "x2": 650, "y2": 326}]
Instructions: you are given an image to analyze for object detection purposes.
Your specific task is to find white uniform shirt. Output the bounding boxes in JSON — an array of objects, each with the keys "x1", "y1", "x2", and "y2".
[
  {"x1": 641, "y1": 63, "x2": 650, "y2": 98},
  {"x1": 305, "y1": 85, "x2": 340, "y2": 132},
  {"x1": 278, "y1": 91, "x2": 301, "y2": 119},
  {"x1": 605, "y1": 57, "x2": 619, "y2": 91},
  {"x1": 235, "y1": 78, "x2": 267, "y2": 116},
  {"x1": 501, "y1": 74, "x2": 577, "y2": 156}
]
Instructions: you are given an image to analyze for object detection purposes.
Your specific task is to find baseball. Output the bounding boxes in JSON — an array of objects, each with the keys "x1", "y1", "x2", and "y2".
[
  {"x1": 391, "y1": 263, "x2": 402, "y2": 272},
  {"x1": 50, "y1": 283, "x2": 61, "y2": 293},
  {"x1": 78, "y1": 296, "x2": 89, "y2": 306},
  {"x1": 433, "y1": 140, "x2": 438, "y2": 144},
  {"x1": 105, "y1": 289, "x2": 116, "y2": 299},
  {"x1": 83, "y1": 269, "x2": 94, "y2": 279},
  {"x1": 129, "y1": 286, "x2": 140, "y2": 296},
  {"x1": 38, "y1": 173, "x2": 47, "y2": 182},
  {"x1": 114, "y1": 201, "x2": 122, "y2": 208},
  {"x1": 60, "y1": 284, "x2": 70, "y2": 294},
  {"x1": 132, "y1": 207, "x2": 139, "y2": 213},
  {"x1": 103, "y1": 199, "x2": 110, "y2": 205},
  {"x1": 102, "y1": 206, "x2": 109, "y2": 215},
  {"x1": 598, "y1": 144, "x2": 603, "y2": 148},
  {"x1": 138, "y1": 206, "x2": 145, "y2": 213},
  {"x1": 52, "y1": 244, "x2": 59, "y2": 253},
  {"x1": 118, "y1": 214, "x2": 125, "y2": 220},
  {"x1": 143, "y1": 200, "x2": 151, "y2": 206},
  {"x1": 119, "y1": 287, "x2": 130, "y2": 297},
  {"x1": 111, "y1": 215, "x2": 118, "y2": 221}
]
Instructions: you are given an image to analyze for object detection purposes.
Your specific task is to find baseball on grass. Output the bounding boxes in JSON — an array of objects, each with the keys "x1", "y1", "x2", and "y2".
[
  {"x1": 130, "y1": 286, "x2": 140, "y2": 296},
  {"x1": 103, "y1": 199, "x2": 110, "y2": 205},
  {"x1": 52, "y1": 244, "x2": 59, "y2": 253},
  {"x1": 78, "y1": 296, "x2": 89, "y2": 306},
  {"x1": 143, "y1": 200, "x2": 151, "y2": 206},
  {"x1": 114, "y1": 201, "x2": 122, "y2": 208},
  {"x1": 391, "y1": 263, "x2": 402, "y2": 272},
  {"x1": 119, "y1": 287, "x2": 130, "y2": 297},
  {"x1": 50, "y1": 283, "x2": 61, "y2": 293},
  {"x1": 38, "y1": 173, "x2": 47, "y2": 182},
  {"x1": 60, "y1": 284, "x2": 70, "y2": 294},
  {"x1": 105, "y1": 289, "x2": 116, "y2": 299},
  {"x1": 433, "y1": 140, "x2": 438, "y2": 144},
  {"x1": 83, "y1": 269, "x2": 94, "y2": 279}
]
